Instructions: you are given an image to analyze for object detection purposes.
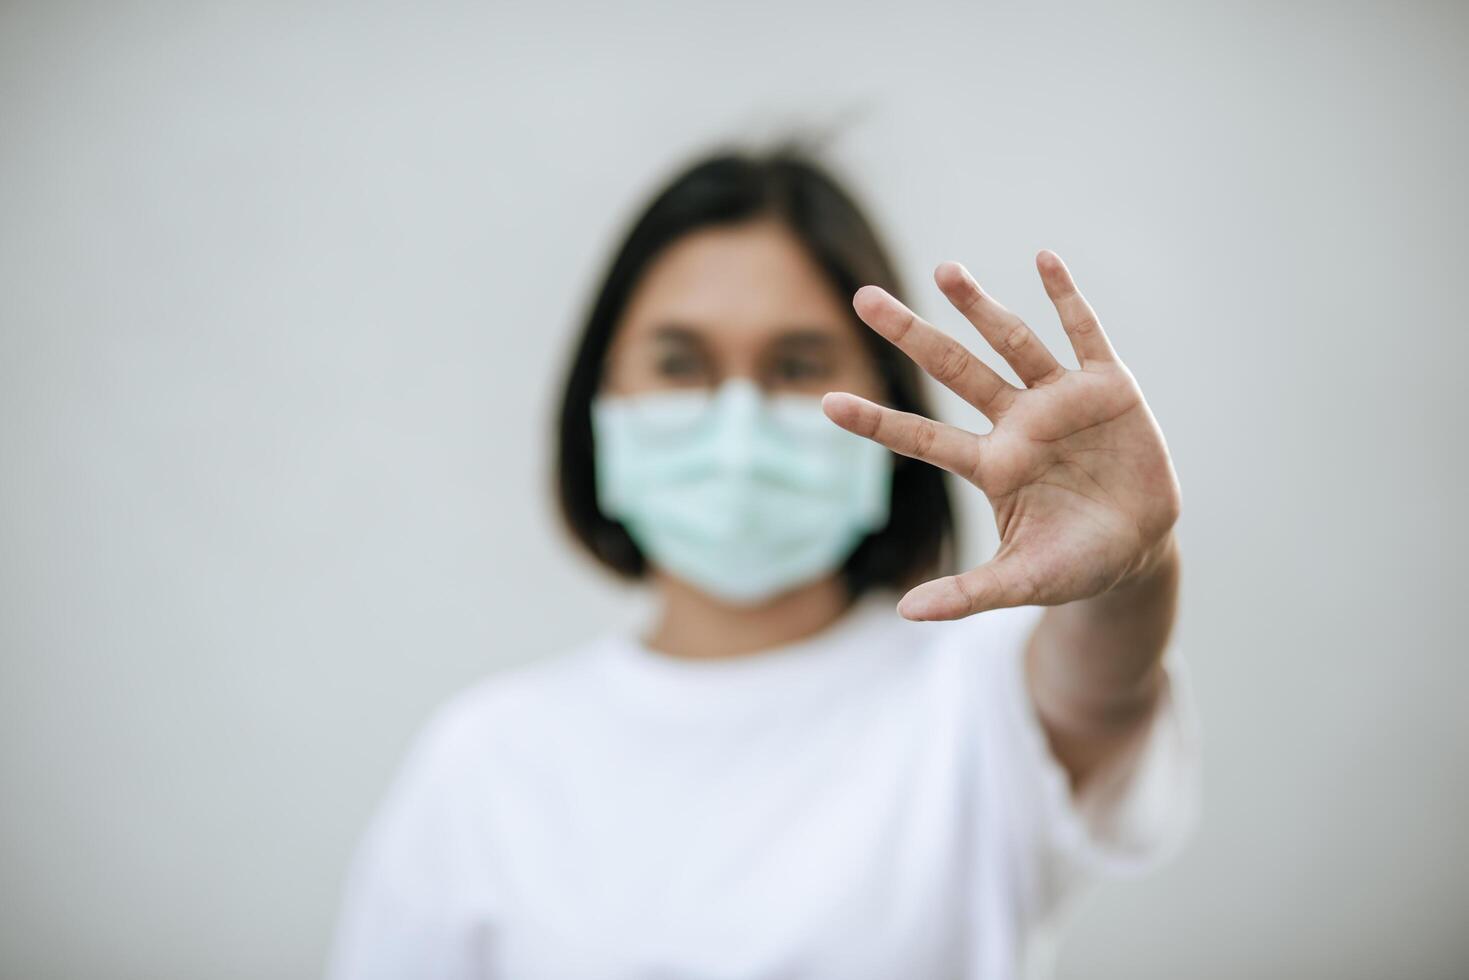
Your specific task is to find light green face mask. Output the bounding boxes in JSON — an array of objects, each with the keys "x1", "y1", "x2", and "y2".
[{"x1": 591, "y1": 377, "x2": 894, "y2": 605}]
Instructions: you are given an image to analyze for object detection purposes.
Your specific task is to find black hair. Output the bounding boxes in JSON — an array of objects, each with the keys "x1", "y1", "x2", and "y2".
[{"x1": 554, "y1": 140, "x2": 957, "y2": 600}]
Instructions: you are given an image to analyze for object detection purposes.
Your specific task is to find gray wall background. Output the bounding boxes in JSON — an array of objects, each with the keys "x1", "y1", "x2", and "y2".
[{"x1": 2, "y1": 2, "x2": 1465, "y2": 977}]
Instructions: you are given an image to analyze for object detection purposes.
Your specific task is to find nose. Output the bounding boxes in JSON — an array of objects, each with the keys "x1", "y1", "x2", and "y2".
[{"x1": 708, "y1": 376, "x2": 764, "y2": 474}]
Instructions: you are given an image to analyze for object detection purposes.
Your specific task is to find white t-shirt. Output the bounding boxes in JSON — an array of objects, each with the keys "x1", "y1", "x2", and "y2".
[{"x1": 326, "y1": 591, "x2": 1200, "y2": 980}]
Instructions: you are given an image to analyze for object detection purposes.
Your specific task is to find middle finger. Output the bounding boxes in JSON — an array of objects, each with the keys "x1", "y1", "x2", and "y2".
[{"x1": 934, "y1": 261, "x2": 1065, "y2": 387}]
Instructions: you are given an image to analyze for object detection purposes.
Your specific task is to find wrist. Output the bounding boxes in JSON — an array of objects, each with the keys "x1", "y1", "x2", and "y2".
[{"x1": 1117, "y1": 527, "x2": 1181, "y2": 594}]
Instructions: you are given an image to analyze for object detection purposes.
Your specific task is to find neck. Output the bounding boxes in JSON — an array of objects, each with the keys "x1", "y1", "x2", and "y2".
[{"x1": 644, "y1": 572, "x2": 854, "y2": 660}]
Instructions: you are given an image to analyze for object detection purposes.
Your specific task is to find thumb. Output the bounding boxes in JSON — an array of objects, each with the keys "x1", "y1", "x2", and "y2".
[{"x1": 896, "y1": 560, "x2": 1035, "y2": 621}]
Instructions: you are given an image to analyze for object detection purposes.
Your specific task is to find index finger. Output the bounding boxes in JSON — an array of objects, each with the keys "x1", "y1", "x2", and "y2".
[{"x1": 852, "y1": 285, "x2": 1017, "y2": 421}]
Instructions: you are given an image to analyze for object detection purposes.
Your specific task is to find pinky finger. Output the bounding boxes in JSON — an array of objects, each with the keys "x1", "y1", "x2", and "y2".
[{"x1": 1036, "y1": 250, "x2": 1118, "y2": 367}]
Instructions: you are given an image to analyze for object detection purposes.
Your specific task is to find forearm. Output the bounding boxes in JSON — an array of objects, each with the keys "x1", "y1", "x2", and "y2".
[{"x1": 1024, "y1": 529, "x2": 1181, "y2": 789}]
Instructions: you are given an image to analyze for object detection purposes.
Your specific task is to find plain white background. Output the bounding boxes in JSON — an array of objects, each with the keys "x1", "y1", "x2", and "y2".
[{"x1": 2, "y1": 2, "x2": 1465, "y2": 977}]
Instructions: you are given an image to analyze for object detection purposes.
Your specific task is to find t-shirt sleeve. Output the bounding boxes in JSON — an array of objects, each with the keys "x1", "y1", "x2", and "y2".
[
  {"x1": 324, "y1": 702, "x2": 493, "y2": 980},
  {"x1": 969, "y1": 603, "x2": 1202, "y2": 926}
]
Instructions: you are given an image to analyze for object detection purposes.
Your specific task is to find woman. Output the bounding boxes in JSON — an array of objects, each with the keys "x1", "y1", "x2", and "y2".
[{"x1": 327, "y1": 144, "x2": 1200, "y2": 980}]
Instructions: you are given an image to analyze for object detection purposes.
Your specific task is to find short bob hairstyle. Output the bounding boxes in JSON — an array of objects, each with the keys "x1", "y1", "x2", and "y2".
[{"x1": 554, "y1": 142, "x2": 958, "y2": 601}]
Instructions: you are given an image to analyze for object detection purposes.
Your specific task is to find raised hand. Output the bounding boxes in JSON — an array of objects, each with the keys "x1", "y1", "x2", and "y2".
[{"x1": 822, "y1": 251, "x2": 1181, "y2": 622}]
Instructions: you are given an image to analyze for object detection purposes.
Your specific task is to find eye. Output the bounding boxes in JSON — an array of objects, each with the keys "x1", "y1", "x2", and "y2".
[
  {"x1": 655, "y1": 350, "x2": 709, "y2": 379},
  {"x1": 769, "y1": 354, "x2": 831, "y2": 382}
]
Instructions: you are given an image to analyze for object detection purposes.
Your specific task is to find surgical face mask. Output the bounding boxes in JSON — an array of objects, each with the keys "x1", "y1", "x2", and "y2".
[{"x1": 591, "y1": 377, "x2": 894, "y2": 605}]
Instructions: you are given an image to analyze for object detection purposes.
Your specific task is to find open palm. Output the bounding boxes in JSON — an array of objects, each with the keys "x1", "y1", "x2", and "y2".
[{"x1": 822, "y1": 251, "x2": 1181, "y2": 621}]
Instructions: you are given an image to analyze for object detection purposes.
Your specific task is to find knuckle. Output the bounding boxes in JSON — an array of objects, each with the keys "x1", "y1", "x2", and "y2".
[
  {"x1": 999, "y1": 320, "x2": 1031, "y2": 356},
  {"x1": 1034, "y1": 364, "x2": 1069, "y2": 386},
  {"x1": 952, "y1": 573, "x2": 978, "y2": 612},
  {"x1": 1069, "y1": 313, "x2": 1101, "y2": 338},
  {"x1": 892, "y1": 309, "x2": 917, "y2": 342},
  {"x1": 911, "y1": 417, "x2": 937, "y2": 458},
  {"x1": 985, "y1": 382, "x2": 1019, "y2": 418},
  {"x1": 930, "y1": 339, "x2": 971, "y2": 385},
  {"x1": 863, "y1": 405, "x2": 886, "y2": 439},
  {"x1": 963, "y1": 436, "x2": 987, "y2": 485}
]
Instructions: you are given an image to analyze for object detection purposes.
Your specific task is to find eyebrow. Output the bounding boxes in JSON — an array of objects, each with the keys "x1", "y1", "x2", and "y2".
[
  {"x1": 649, "y1": 324, "x2": 706, "y2": 345},
  {"x1": 768, "y1": 329, "x2": 837, "y2": 350},
  {"x1": 648, "y1": 324, "x2": 840, "y2": 348}
]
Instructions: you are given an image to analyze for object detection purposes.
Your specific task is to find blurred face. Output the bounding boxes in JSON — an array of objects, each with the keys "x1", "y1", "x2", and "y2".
[
  {"x1": 591, "y1": 219, "x2": 896, "y2": 607},
  {"x1": 600, "y1": 220, "x2": 886, "y2": 402}
]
